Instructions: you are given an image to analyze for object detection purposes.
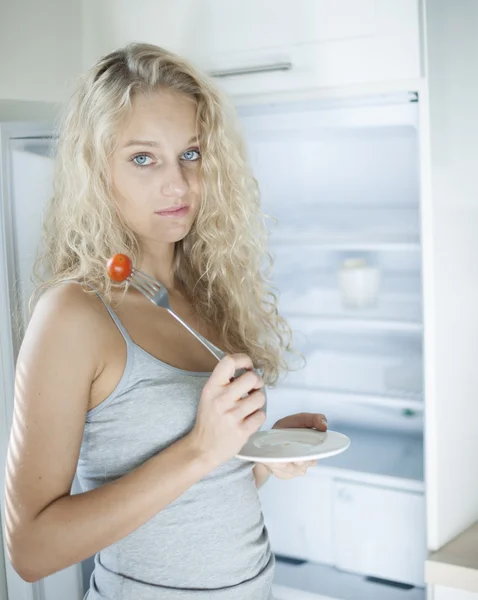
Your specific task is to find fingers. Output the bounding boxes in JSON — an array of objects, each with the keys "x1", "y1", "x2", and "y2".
[
  {"x1": 234, "y1": 390, "x2": 266, "y2": 420},
  {"x1": 287, "y1": 462, "x2": 309, "y2": 476},
  {"x1": 205, "y1": 354, "x2": 256, "y2": 390},
  {"x1": 263, "y1": 459, "x2": 318, "y2": 480},
  {"x1": 243, "y1": 408, "x2": 267, "y2": 435},
  {"x1": 268, "y1": 463, "x2": 304, "y2": 480},
  {"x1": 295, "y1": 412, "x2": 327, "y2": 431},
  {"x1": 224, "y1": 370, "x2": 264, "y2": 402},
  {"x1": 291, "y1": 460, "x2": 317, "y2": 470},
  {"x1": 274, "y1": 412, "x2": 327, "y2": 431},
  {"x1": 206, "y1": 355, "x2": 265, "y2": 409},
  {"x1": 293, "y1": 460, "x2": 317, "y2": 475},
  {"x1": 316, "y1": 415, "x2": 328, "y2": 432}
]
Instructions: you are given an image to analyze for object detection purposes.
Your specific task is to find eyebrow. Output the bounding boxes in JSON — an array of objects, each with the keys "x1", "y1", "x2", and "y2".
[{"x1": 123, "y1": 137, "x2": 199, "y2": 148}]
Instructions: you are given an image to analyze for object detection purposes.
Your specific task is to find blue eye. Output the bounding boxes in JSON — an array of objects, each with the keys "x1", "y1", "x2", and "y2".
[
  {"x1": 132, "y1": 154, "x2": 153, "y2": 167},
  {"x1": 181, "y1": 149, "x2": 201, "y2": 162}
]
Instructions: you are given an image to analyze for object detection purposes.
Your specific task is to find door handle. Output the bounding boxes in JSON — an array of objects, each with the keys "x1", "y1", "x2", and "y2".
[{"x1": 210, "y1": 62, "x2": 293, "y2": 78}]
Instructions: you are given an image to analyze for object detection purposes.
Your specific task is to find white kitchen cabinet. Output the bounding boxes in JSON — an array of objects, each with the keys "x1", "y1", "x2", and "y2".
[
  {"x1": 259, "y1": 470, "x2": 333, "y2": 565},
  {"x1": 333, "y1": 479, "x2": 426, "y2": 586},
  {"x1": 433, "y1": 587, "x2": 478, "y2": 600},
  {"x1": 82, "y1": 0, "x2": 422, "y2": 97},
  {"x1": 425, "y1": 521, "x2": 478, "y2": 600}
]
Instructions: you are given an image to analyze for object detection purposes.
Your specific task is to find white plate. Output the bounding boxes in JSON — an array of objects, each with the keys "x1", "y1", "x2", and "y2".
[{"x1": 236, "y1": 428, "x2": 351, "y2": 464}]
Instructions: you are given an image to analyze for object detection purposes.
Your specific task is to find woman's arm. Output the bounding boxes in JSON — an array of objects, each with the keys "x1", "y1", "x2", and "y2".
[
  {"x1": 253, "y1": 463, "x2": 272, "y2": 488},
  {"x1": 5, "y1": 285, "x2": 214, "y2": 583}
]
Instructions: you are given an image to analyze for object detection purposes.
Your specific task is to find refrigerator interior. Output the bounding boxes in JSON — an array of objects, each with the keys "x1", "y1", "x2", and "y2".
[
  {"x1": 273, "y1": 246, "x2": 422, "y2": 328},
  {"x1": 239, "y1": 93, "x2": 423, "y2": 468},
  {"x1": 238, "y1": 93, "x2": 426, "y2": 598}
]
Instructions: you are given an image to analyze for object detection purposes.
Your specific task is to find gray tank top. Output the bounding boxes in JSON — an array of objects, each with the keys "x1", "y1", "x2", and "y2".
[{"x1": 76, "y1": 292, "x2": 274, "y2": 600}]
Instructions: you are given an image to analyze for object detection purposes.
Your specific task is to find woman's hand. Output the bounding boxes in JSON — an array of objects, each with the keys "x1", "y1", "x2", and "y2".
[
  {"x1": 259, "y1": 412, "x2": 327, "y2": 480},
  {"x1": 188, "y1": 354, "x2": 266, "y2": 470}
]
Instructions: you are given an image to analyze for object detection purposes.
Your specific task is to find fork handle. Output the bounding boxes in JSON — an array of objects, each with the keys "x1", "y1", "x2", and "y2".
[
  {"x1": 167, "y1": 309, "x2": 226, "y2": 362},
  {"x1": 167, "y1": 310, "x2": 253, "y2": 383}
]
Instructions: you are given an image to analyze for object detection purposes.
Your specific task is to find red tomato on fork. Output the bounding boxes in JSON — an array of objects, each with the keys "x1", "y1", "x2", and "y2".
[{"x1": 106, "y1": 254, "x2": 133, "y2": 282}]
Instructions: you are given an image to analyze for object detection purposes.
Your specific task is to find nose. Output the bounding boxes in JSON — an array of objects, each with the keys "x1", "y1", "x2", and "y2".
[{"x1": 160, "y1": 163, "x2": 189, "y2": 198}]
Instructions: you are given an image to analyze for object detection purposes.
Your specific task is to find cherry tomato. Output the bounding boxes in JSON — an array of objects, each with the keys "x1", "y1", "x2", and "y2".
[{"x1": 106, "y1": 254, "x2": 133, "y2": 282}]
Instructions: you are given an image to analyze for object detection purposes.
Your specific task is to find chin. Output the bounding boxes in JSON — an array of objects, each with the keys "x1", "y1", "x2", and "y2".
[{"x1": 160, "y1": 224, "x2": 193, "y2": 244}]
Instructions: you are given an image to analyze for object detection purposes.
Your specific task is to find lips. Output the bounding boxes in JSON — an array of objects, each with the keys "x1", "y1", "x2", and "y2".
[{"x1": 155, "y1": 204, "x2": 190, "y2": 217}]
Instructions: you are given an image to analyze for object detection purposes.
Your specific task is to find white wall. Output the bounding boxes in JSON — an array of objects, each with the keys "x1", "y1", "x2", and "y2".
[{"x1": 0, "y1": 0, "x2": 83, "y2": 102}]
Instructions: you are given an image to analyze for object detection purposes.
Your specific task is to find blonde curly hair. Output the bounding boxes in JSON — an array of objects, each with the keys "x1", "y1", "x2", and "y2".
[{"x1": 36, "y1": 42, "x2": 294, "y2": 385}]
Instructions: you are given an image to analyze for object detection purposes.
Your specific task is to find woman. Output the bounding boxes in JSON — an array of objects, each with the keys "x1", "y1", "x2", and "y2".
[{"x1": 5, "y1": 43, "x2": 327, "y2": 600}]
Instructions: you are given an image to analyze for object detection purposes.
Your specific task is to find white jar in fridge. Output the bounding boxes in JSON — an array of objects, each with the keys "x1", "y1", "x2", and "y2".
[{"x1": 338, "y1": 258, "x2": 380, "y2": 309}]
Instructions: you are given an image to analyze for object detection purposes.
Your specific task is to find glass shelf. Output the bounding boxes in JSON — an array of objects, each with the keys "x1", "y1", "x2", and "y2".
[
  {"x1": 282, "y1": 328, "x2": 423, "y2": 402},
  {"x1": 265, "y1": 205, "x2": 421, "y2": 248}
]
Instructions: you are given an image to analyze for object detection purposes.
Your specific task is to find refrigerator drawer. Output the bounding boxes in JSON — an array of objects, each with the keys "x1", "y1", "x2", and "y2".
[
  {"x1": 259, "y1": 471, "x2": 333, "y2": 565},
  {"x1": 333, "y1": 479, "x2": 426, "y2": 586}
]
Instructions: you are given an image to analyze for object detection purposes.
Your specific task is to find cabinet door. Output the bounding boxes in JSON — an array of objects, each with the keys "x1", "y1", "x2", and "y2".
[
  {"x1": 434, "y1": 586, "x2": 478, "y2": 600},
  {"x1": 83, "y1": 0, "x2": 376, "y2": 62},
  {"x1": 201, "y1": 0, "x2": 421, "y2": 96},
  {"x1": 259, "y1": 471, "x2": 333, "y2": 565},
  {"x1": 82, "y1": 0, "x2": 422, "y2": 95},
  {"x1": 333, "y1": 479, "x2": 426, "y2": 586}
]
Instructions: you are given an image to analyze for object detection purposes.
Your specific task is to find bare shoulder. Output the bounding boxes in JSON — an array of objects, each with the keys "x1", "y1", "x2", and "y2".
[
  {"x1": 34, "y1": 281, "x2": 103, "y2": 317},
  {"x1": 23, "y1": 282, "x2": 109, "y2": 367},
  {"x1": 30, "y1": 282, "x2": 108, "y2": 334}
]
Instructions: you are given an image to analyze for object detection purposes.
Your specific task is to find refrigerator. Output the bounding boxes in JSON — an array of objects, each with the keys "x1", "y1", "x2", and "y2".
[
  {"x1": 0, "y1": 90, "x2": 460, "y2": 600},
  {"x1": 0, "y1": 120, "x2": 85, "y2": 600}
]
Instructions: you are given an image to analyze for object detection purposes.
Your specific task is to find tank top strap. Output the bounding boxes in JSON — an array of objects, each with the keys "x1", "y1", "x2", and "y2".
[{"x1": 86, "y1": 285, "x2": 135, "y2": 349}]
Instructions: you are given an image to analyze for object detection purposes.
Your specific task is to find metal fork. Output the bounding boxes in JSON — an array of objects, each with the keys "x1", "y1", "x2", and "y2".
[{"x1": 127, "y1": 267, "x2": 226, "y2": 362}]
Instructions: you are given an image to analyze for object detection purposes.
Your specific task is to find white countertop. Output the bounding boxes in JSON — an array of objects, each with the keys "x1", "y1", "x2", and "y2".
[{"x1": 426, "y1": 521, "x2": 478, "y2": 593}]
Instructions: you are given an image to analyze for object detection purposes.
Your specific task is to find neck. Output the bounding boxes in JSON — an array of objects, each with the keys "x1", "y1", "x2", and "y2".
[{"x1": 138, "y1": 240, "x2": 176, "y2": 291}]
